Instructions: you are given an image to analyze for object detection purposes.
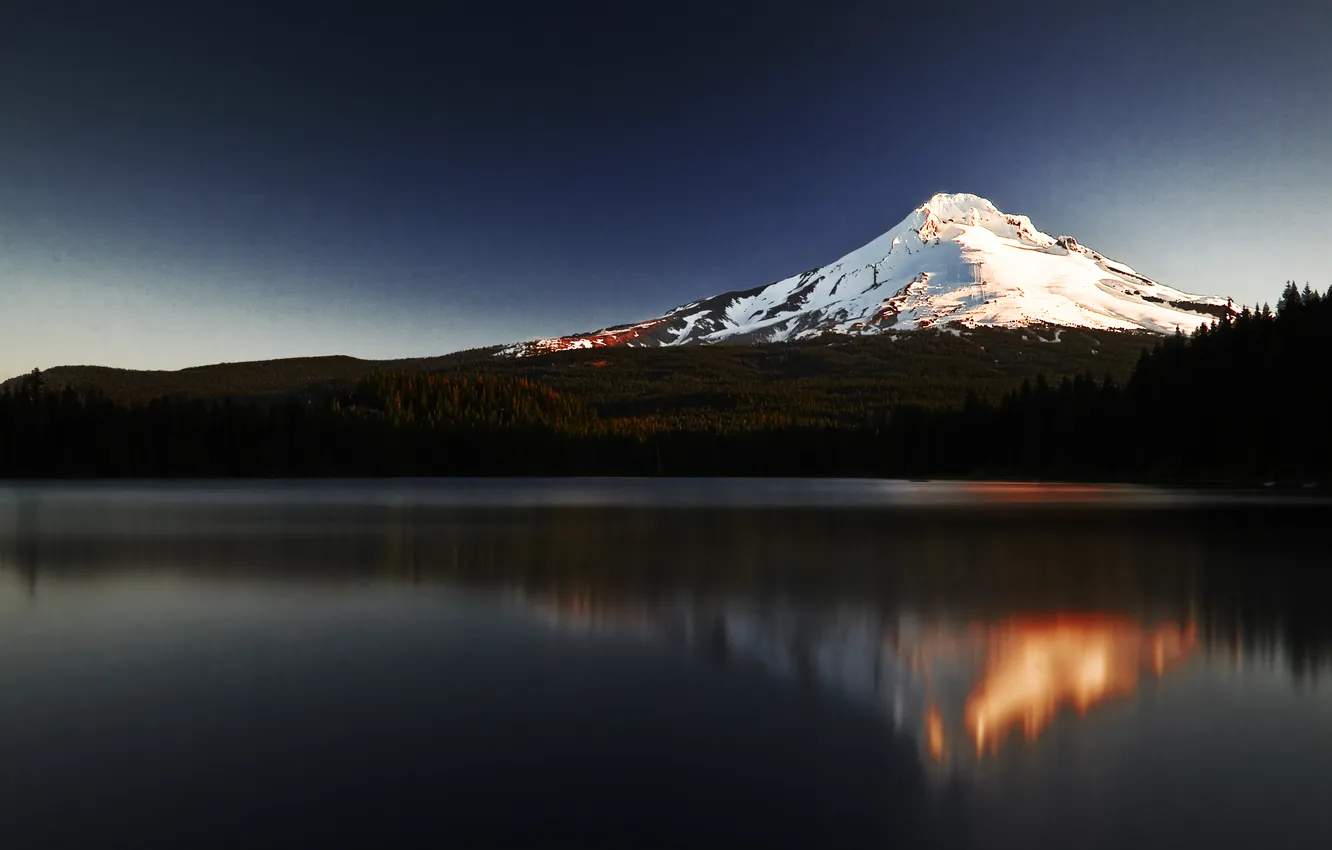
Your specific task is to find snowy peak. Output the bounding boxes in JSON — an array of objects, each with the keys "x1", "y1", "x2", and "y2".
[
  {"x1": 503, "y1": 193, "x2": 1234, "y2": 356},
  {"x1": 923, "y1": 191, "x2": 995, "y2": 214},
  {"x1": 913, "y1": 193, "x2": 1049, "y2": 247},
  {"x1": 919, "y1": 192, "x2": 1001, "y2": 225}
]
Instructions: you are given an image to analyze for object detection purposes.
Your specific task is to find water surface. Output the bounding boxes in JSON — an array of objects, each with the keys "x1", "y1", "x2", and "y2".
[{"x1": 1, "y1": 480, "x2": 1329, "y2": 849}]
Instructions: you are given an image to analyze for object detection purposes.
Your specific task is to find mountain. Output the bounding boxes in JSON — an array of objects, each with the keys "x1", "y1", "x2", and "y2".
[{"x1": 503, "y1": 193, "x2": 1233, "y2": 356}]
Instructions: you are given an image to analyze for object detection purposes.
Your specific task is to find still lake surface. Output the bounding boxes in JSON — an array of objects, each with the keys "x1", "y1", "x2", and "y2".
[{"x1": 1, "y1": 480, "x2": 1330, "y2": 849}]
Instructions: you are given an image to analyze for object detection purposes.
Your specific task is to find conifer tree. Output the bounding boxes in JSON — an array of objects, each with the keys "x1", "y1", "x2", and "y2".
[
  {"x1": 19, "y1": 368, "x2": 46, "y2": 404},
  {"x1": 1278, "y1": 282, "x2": 1302, "y2": 316}
]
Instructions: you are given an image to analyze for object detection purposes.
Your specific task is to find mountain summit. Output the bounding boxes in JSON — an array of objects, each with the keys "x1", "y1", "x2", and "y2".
[{"x1": 504, "y1": 193, "x2": 1233, "y2": 356}]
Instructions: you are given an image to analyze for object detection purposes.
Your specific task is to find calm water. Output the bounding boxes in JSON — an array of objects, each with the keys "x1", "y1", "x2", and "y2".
[{"x1": 1, "y1": 480, "x2": 1330, "y2": 849}]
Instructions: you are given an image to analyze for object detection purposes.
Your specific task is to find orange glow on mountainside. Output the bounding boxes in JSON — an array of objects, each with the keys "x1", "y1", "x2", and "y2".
[{"x1": 517, "y1": 319, "x2": 666, "y2": 355}]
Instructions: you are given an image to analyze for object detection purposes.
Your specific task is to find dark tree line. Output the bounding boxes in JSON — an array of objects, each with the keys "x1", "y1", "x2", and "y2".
[
  {"x1": 902, "y1": 281, "x2": 1330, "y2": 483},
  {"x1": 1, "y1": 282, "x2": 1328, "y2": 482},
  {"x1": 0, "y1": 374, "x2": 639, "y2": 477}
]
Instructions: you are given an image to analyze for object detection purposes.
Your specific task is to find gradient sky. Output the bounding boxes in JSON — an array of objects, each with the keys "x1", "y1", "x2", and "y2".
[{"x1": 3, "y1": 0, "x2": 1329, "y2": 377}]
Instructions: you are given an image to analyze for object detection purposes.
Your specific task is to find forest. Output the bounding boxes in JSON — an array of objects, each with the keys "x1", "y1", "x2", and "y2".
[{"x1": 1, "y1": 282, "x2": 1328, "y2": 484}]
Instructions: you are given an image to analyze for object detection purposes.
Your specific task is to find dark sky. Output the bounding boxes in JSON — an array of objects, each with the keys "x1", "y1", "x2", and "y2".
[{"x1": 3, "y1": 0, "x2": 1329, "y2": 373}]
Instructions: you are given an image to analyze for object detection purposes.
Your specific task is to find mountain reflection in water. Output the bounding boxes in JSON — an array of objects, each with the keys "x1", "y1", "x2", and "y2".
[
  {"x1": 517, "y1": 586, "x2": 1202, "y2": 767},
  {"x1": 965, "y1": 616, "x2": 1195, "y2": 754}
]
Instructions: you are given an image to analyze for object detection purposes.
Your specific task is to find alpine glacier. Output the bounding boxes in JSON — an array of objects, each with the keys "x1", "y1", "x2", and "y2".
[{"x1": 504, "y1": 193, "x2": 1233, "y2": 356}]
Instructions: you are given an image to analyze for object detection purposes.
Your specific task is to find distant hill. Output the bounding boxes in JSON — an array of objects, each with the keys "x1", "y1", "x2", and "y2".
[
  {"x1": 5, "y1": 325, "x2": 1156, "y2": 428},
  {"x1": 2, "y1": 350, "x2": 501, "y2": 405}
]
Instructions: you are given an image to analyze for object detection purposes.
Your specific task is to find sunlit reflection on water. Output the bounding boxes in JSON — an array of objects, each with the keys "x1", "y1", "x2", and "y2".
[{"x1": 965, "y1": 616, "x2": 1196, "y2": 754}]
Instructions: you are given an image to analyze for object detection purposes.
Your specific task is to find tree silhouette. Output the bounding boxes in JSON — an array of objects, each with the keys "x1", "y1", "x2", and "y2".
[{"x1": 18, "y1": 368, "x2": 46, "y2": 404}]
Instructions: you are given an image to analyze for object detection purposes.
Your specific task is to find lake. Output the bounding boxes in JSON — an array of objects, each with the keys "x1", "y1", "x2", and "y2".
[{"x1": 1, "y1": 480, "x2": 1330, "y2": 849}]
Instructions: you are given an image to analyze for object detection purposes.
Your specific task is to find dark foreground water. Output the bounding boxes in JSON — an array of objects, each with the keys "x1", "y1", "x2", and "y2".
[{"x1": 1, "y1": 480, "x2": 1330, "y2": 849}]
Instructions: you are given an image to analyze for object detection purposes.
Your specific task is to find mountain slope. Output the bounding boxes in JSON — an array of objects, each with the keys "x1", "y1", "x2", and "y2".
[
  {"x1": 6, "y1": 327, "x2": 1157, "y2": 420},
  {"x1": 504, "y1": 193, "x2": 1232, "y2": 356}
]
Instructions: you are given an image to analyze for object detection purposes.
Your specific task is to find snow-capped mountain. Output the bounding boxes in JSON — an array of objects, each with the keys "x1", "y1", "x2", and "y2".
[{"x1": 503, "y1": 193, "x2": 1233, "y2": 356}]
